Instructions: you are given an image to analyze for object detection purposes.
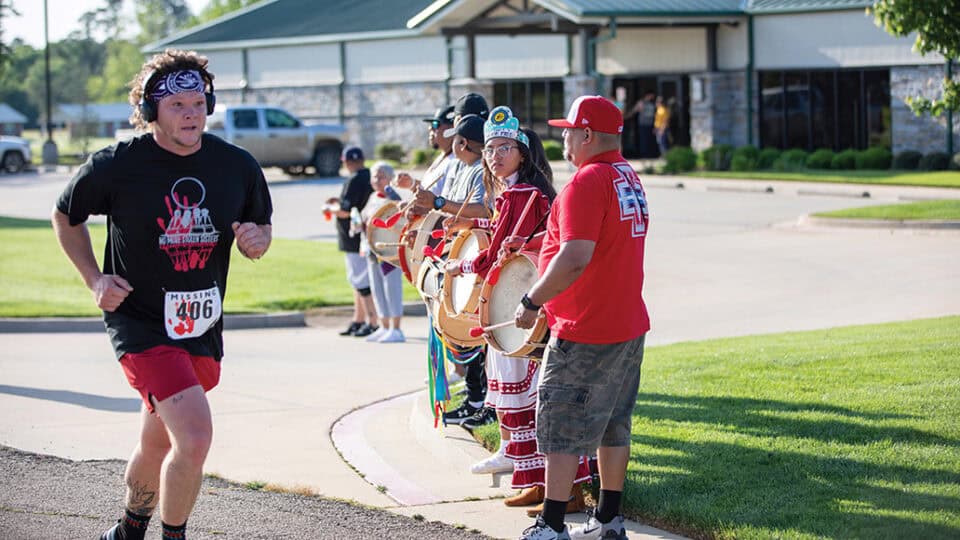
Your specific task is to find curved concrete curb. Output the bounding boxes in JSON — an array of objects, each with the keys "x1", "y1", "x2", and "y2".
[
  {"x1": 800, "y1": 214, "x2": 960, "y2": 230},
  {"x1": 0, "y1": 311, "x2": 306, "y2": 333}
]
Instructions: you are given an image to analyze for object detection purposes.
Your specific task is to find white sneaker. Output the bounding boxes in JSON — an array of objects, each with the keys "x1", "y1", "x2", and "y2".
[
  {"x1": 470, "y1": 447, "x2": 513, "y2": 474},
  {"x1": 520, "y1": 516, "x2": 571, "y2": 540},
  {"x1": 378, "y1": 328, "x2": 406, "y2": 343},
  {"x1": 365, "y1": 327, "x2": 388, "y2": 342},
  {"x1": 569, "y1": 512, "x2": 627, "y2": 540}
]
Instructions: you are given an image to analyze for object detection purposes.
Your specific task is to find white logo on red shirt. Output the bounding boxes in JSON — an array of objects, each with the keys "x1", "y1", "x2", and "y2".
[{"x1": 611, "y1": 163, "x2": 648, "y2": 238}]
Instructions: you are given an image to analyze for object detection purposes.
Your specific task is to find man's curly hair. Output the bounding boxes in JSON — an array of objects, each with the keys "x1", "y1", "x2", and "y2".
[{"x1": 127, "y1": 49, "x2": 214, "y2": 131}]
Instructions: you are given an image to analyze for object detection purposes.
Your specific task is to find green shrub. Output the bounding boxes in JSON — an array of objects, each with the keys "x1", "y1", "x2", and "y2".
[
  {"x1": 805, "y1": 148, "x2": 835, "y2": 170},
  {"x1": 918, "y1": 152, "x2": 951, "y2": 171},
  {"x1": 831, "y1": 149, "x2": 858, "y2": 170},
  {"x1": 774, "y1": 148, "x2": 808, "y2": 171},
  {"x1": 701, "y1": 144, "x2": 734, "y2": 171},
  {"x1": 893, "y1": 150, "x2": 923, "y2": 170},
  {"x1": 729, "y1": 145, "x2": 760, "y2": 172},
  {"x1": 855, "y1": 146, "x2": 892, "y2": 170},
  {"x1": 758, "y1": 148, "x2": 781, "y2": 169},
  {"x1": 375, "y1": 143, "x2": 405, "y2": 163},
  {"x1": 409, "y1": 148, "x2": 437, "y2": 167},
  {"x1": 662, "y1": 146, "x2": 697, "y2": 174},
  {"x1": 542, "y1": 140, "x2": 564, "y2": 161}
]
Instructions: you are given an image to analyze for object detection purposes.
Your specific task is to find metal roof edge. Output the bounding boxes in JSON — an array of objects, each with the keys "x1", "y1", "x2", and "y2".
[
  {"x1": 142, "y1": 0, "x2": 281, "y2": 53},
  {"x1": 406, "y1": 0, "x2": 458, "y2": 29},
  {"x1": 144, "y1": 29, "x2": 424, "y2": 53}
]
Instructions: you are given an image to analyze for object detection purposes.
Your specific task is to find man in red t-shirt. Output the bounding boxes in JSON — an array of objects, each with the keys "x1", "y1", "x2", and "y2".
[{"x1": 515, "y1": 96, "x2": 649, "y2": 540}]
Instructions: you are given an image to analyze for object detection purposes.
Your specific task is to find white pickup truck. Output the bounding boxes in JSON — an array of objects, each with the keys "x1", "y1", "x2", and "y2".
[{"x1": 206, "y1": 104, "x2": 347, "y2": 177}]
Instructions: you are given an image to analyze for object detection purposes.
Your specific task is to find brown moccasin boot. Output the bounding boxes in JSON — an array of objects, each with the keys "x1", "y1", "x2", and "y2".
[{"x1": 504, "y1": 485, "x2": 544, "y2": 507}]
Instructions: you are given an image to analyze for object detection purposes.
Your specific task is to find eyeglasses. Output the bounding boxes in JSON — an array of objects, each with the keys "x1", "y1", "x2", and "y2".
[{"x1": 482, "y1": 144, "x2": 518, "y2": 158}]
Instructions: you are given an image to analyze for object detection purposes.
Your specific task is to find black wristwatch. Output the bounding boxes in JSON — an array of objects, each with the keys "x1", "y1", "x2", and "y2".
[
  {"x1": 433, "y1": 196, "x2": 446, "y2": 210},
  {"x1": 521, "y1": 293, "x2": 541, "y2": 311}
]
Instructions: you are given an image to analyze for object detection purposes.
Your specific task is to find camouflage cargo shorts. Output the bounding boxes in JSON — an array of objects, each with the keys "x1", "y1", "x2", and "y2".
[{"x1": 535, "y1": 333, "x2": 646, "y2": 456}]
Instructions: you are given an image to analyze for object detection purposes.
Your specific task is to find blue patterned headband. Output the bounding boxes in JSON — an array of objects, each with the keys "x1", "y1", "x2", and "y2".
[
  {"x1": 148, "y1": 70, "x2": 206, "y2": 103},
  {"x1": 483, "y1": 106, "x2": 529, "y2": 147}
]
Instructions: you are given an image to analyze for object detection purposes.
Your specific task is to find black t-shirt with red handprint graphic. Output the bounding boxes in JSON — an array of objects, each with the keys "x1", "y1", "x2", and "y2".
[{"x1": 56, "y1": 133, "x2": 272, "y2": 361}]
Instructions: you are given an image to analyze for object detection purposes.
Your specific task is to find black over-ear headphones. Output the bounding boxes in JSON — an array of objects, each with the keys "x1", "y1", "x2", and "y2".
[{"x1": 138, "y1": 68, "x2": 216, "y2": 123}]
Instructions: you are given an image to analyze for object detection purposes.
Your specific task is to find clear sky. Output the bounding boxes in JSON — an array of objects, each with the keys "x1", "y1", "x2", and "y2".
[{"x1": 7, "y1": 0, "x2": 209, "y2": 48}]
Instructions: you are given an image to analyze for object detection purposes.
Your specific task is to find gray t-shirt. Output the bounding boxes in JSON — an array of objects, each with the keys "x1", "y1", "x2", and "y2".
[{"x1": 441, "y1": 158, "x2": 485, "y2": 206}]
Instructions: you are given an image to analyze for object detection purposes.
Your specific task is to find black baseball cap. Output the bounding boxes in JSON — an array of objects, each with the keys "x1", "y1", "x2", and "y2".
[
  {"x1": 443, "y1": 114, "x2": 484, "y2": 144},
  {"x1": 341, "y1": 146, "x2": 364, "y2": 161},
  {"x1": 454, "y1": 93, "x2": 489, "y2": 120},
  {"x1": 423, "y1": 105, "x2": 455, "y2": 125}
]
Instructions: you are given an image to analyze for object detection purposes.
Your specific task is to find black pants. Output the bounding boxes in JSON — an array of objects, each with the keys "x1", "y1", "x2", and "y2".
[{"x1": 463, "y1": 346, "x2": 487, "y2": 404}]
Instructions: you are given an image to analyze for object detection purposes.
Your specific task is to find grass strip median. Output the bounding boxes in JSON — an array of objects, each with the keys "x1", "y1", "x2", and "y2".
[
  {"x1": 467, "y1": 316, "x2": 959, "y2": 539},
  {"x1": 0, "y1": 215, "x2": 417, "y2": 317},
  {"x1": 688, "y1": 170, "x2": 960, "y2": 189},
  {"x1": 812, "y1": 199, "x2": 960, "y2": 221}
]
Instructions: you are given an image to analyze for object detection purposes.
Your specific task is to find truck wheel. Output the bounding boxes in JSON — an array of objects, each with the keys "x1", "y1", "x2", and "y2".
[
  {"x1": 2, "y1": 151, "x2": 25, "y2": 174},
  {"x1": 313, "y1": 145, "x2": 342, "y2": 177}
]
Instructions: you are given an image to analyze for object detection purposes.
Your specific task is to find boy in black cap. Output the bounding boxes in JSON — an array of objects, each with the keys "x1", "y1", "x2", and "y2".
[
  {"x1": 454, "y1": 92, "x2": 490, "y2": 121},
  {"x1": 326, "y1": 146, "x2": 377, "y2": 337}
]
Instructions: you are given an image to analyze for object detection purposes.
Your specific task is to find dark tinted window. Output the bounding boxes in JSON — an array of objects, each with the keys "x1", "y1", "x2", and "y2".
[{"x1": 232, "y1": 110, "x2": 259, "y2": 129}]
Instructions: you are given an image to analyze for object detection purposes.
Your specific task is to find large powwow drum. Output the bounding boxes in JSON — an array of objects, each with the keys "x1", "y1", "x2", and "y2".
[
  {"x1": 478, "y1": 251, "x2": 548, "y2": 357},
  {"x1": 442, "y1": 229, "x2": 490, "y2": 317},
  {"x1": 366, "y1": 202, "x2": 407, "y2": 265},
  {"x1": 433, "y1": 292, "x2": 484, "y2": 348},
  {"x1": 398, "y1": 210, "x2": 447, "y2": 284}
]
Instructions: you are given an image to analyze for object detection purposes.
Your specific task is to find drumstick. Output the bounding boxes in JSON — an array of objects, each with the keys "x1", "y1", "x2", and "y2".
[
  {"x1": 374, "y1": 242, "x2": 405, "y2": 248},
  {"x1": 509, "y1": 191, "x2": 540, "y2": 239},
  {"x1": 469, "y1": 314, "x2": 543, "y2": 338},
  {"x1": 469, "y1": 320, "x2": 515, "y2": 338}
]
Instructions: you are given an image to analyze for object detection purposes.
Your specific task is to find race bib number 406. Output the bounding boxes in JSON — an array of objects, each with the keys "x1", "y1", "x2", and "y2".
[{"x1": 164, "y1": 286, "x2": 222, "y2": 340}]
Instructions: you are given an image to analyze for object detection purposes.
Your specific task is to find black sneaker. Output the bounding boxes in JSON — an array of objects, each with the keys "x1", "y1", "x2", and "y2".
[
  {"x1": 462, "y1": 406, "x2": 497, "y2": 431},
  {"x1": 339, "y1": 321, "x2": 363, "y2": 336},
  {"x1": 353, "y1": 323, "x2": 378, "y2": 337},
  {"x1": 442, "y1": 402, "x2": 480, "y2": 425}
]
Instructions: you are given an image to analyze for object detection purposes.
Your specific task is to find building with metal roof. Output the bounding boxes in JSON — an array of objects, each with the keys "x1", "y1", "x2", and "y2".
[{"x1": 147, "y1": 0, "x2": 955, "y2": 158}]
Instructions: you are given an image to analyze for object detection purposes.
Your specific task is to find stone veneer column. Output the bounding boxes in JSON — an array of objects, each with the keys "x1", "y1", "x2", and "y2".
[
  {"x1": 890, "y1": 65, "x2": 960, "y2": 155},
  {"x1": 688, "y1": 71, "x2": 755, "y2": 152},
  {"x1": 448, "y1": 78, "x2": 495, "y2": 109},
  {"x1": 562, "y1": 75, "x2": 599, "y2": 112}
]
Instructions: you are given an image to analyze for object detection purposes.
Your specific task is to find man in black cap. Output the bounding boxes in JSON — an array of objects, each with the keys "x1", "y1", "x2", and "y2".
[
  {"x1": 412, "y1": 111, "x2": 491, "y2": 218},
  {"x1": 326, "y1": 146, "x2": 377, "y2": 337},
  {"x1": 397, "y1": 105, "x2": 458, "y2": 215}
]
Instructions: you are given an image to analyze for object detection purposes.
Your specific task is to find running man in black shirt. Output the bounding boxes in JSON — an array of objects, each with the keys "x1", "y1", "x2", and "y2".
[{"x1": 52, "y1": 49, "x2": 272, "y2": 540}]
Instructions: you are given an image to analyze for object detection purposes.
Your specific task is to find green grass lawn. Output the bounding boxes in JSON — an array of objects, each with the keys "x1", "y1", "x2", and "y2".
[
  {"x1": 813, "y1": 199, "x2": 960, "y2": 221},
  {"x1": 21, "y1": 129, "x2": 116, "y2": 166},
  {"x1": 469, "y1": 317, "x2": 960, "y2": 539},
  {"x1": 0, "y1": 216, "x2": 418, "y2": 317},
  {"x1": 686, "y1": 170, "x2": 960, "y2": 189}
]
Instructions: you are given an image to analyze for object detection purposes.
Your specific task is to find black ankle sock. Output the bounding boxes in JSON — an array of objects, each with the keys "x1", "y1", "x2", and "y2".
[
  {"x1": 596, "y1": 489, "x2": 623, "y2": 524},
  {"x1": 102, "y1": 510, "x2": 150, "y2": 540},
  {"x1": 161, "y1": 521, "x2": 186, "y2": 540},
  {"x1": 541, "y1": 497, "x2": 568, "y2": 533}
]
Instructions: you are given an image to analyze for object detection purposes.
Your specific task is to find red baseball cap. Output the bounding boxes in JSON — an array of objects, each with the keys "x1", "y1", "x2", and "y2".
[{"x1": 547, "y1": 95, "x2": 623, "y2": 134}]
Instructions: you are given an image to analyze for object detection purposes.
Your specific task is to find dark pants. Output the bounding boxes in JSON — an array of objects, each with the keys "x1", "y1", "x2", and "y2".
[
  {"x1": 636, "y1": 124, "x2": 655, "y2": 158},
  {"x1": 464, "y1": 347, "x2": 487, "y2": 404}
]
